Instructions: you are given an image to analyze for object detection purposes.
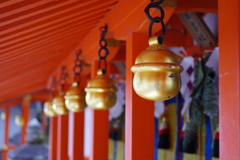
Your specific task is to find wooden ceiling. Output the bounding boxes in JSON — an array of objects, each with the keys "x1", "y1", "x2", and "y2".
[{"x1": 0, "y1": 0, "x2": 118, "y2": 104}]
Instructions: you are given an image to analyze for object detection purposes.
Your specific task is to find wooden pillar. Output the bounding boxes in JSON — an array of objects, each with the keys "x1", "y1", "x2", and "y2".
[
  {"x1": 68, "y1": 75, "x2": 87, "y2": 160},
  {"x1": 57, "y1": 114, "x2": 69, "y2": 160},
  {"x1": 125, "y1": 32, "x2": 154, "y2": 160},
  {"x1": 219, "y1": 0, "x2": 240, "y2": 159},
  {"x1": 21, "y1": 95, "x2": 31, "y2": 144},
  {"x1": 2, "y1": 107, "x2": 10, "y2": 160},
  {"x1": 69, "y1": 111, "x2": 84, "y2": 160},
  {"x1": 49, "y1": 116, "x2": 58, "y2": 160},
  {"x1": 90, "y1": 61, "x2": 109, "y2": 160}
]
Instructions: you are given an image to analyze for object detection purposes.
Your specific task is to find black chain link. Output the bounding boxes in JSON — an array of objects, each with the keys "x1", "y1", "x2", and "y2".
[
  {"x1": 59, "y1": 66, "x2": 67, "y2": 92},
  {"x1": 144, "y1": 0, "x2": 165, "y2": 44},
  {"x1": 98, "y1": 25, "x2": 109, "y2": 74},
  {"x1": 73, "y1": 50, "x2": 82, "y2": 84}
]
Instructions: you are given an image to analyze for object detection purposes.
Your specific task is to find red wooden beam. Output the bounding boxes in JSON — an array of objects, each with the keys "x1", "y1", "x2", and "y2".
[
  {"x1": 49, "y1": 117, "x2": 58, "y2": 160},
  {"x1": 2, "y1": 107, "x2": 10, "y2": 160},
  {"x1": 219, "y1": 0, "x2": 240, "y2": 159},
  {"x1": 125, "y1": 32, "x2": 154, "y2": 160},
  {"x1": 57, "y1": 114, "x2": 69, "y2": 160},
  {"x1": 21, "y1": 95, "x2": 31, "y2": 144},
  {"x1": 89, "y1": 61, "x2": 110, "y2": 160}
]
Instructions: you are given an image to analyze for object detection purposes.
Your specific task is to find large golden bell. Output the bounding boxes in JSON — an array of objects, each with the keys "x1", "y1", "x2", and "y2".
[
  {"x1": 131, "y1": 36, "x2": 183, "y2": 101},
  {"x1": 43, "y1": 101, "x2": 57, "y2": 117},
  {"x1": 85, "y1": 70, "x2": 118, "y2": 110},
  {"x1": 15, "y1": 115, "x2": 24, "y2": 127},
  {"x1": 64, "y1": 82, "x2": 87, "y2": 112},
  {"x1": 52, "y1": 93, "x2": 68, "y2": 115}
]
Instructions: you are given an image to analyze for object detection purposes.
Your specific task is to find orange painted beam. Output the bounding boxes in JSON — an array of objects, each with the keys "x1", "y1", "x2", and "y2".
[
  {"x1": 69, "y1": 112, "x2": 84, "y2": 160},
  {"x1": 1, "y1": 0, "x2": 117, "y2": 35},
  {"x1": 219, "y1": 0, "x2": 240, "y2": 159},
  {"x1": 125, "y1": 33, "x2": 154, "y2": 160},
  {"x1": 21, "y1": 95, "x2": 31, "y2": 144},
  {"x1": 49, "y1": 117, "x2": 58, "y2": 160},
  {"x1": 2, "y1": 107, "x2": 10, "y2": 160},
  {"x1": 57, "y1": 114, "x2": 69, "y2": 160},
  {"x1": 50, "y1": 0, "x2": 175, "y2": 79},
  {"x1": 90, "y1": 61, "x2": 109, "y2": 160},
  {"x1": 175, "y1": 0, "x2": 218, "y2": 13}
]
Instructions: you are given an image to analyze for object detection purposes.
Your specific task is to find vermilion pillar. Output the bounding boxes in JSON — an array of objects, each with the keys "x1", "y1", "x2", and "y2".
[
  {"x1": 21, "y1": 95, "x2": 31, "y2": 144},
  {"x1": 125, "y1": 32, "x2": 154, "y2": 160},
  {"x1": 49, "y1": 116, "x2": 58, "y2": 160},
  {"x1": 57, "y1": 114, "x2": 69, "y2": 160},
  {"x1": 68, "y1": 76, "x2": 86, "y2": 160},
  {"x1": 2, "y1": 107, "x2": 10, "y2": 160},
  {"x1": 219, "y1": 0, "x2": 240, "y2": 159},
  {"x1": 90, "y1": 61, "x2": 109, "y2": 160}
]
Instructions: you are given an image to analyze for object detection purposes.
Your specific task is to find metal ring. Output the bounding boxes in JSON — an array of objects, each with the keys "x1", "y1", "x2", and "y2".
[
  {"x1": 144, "y1": 0, "x2": 164, "y2": 22},
  {"x1": 148, "y1": 17, "x2": 165, "y2": 44}
]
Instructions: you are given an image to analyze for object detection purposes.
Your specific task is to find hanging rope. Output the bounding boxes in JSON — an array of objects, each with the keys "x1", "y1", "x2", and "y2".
[
  {"x1": 144, "y1": 0, "x2": 165, "y2": 44},
  {"x1": 73, "y1": 50, "x2": 82, "y2": 84},
  {"x1": 98, "y1": 25, "x2": 109, "y2": 74},
  {"x1": 59, "y1": 66, "x2": 67, "y2": 93}
]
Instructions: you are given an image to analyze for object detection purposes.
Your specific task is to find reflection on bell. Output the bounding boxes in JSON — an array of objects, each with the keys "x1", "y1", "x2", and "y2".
[
  {"x1": 15, "y1": 115, "x2": 24, "y2": 127},
  {"x1": 52, "y1": 93, "x2": 68, "y2": 115},
  {"x1": 65, "y1": 82, "x2": 87, "y2": 112},
  {"x1": 43, "y1": 101, "x2": 57, "y2": 117},
  {"x1": 85, "y1": 70, "x2": 118, "y2": 110},
  {"x1": 131, "y1": 36, "x2": 183, "y2": 101}
]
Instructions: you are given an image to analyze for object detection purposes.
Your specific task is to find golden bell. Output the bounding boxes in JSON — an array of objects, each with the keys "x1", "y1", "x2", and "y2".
[
  {"x1": 1, "y1": 112, "x2": 6, "y2": 121},
  {"x1": 85, "y1": 70, "x2": 118, "y2": 110},
  {"x1": 15, "y1": 115, "x2": 24, "y2": 127},
  {"x1": 52, "y1": 92, "x2": 68, "y2": 115},
  {"x1": 43, "y1": 101, "x2": 57, "y2": 117},
  {"x1": 131, "y1": 36, "x2": 183, "y2": 101},
  {"x1": 64, "y1": 82, "x2": 87, "y2": 112}
]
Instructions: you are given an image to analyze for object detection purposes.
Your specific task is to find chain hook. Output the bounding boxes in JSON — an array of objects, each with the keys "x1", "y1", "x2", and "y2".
[
  {"x1": 73, "y1": 50, "x2": 82, "y2": 84},
  {"x1": 59, "y1": 66, "x2": 67, "y2": 93},
  {"x1": 98, "y1": 24, "x2": 109, "y2": 74},
  {"x1": 144, "y1": 0, "x2": 165, "y2": 44}
]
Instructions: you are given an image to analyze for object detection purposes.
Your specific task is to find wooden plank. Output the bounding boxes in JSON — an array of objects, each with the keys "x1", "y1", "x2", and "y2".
[
  {"x1": 49, "y1": 117, "x2": 58, "y2": 160},
  {"x1": 2, "y1": 107, "x2": 9, "y2": 160},
  {"x1": 21, "y1": 95, "x2": 31, "y2": 144},
  {"x1": 125, "y1": 32, "x2": 154, "y2": 160},
  {"x1": 219, "y1": 0, "x2": 240, "y2": 159},
  {"x1": 57, "y1": 115, "x2": 69, "y2": 160},
  {"x1": 89, "y1": 61, "x2": 110, "y2": 160}
]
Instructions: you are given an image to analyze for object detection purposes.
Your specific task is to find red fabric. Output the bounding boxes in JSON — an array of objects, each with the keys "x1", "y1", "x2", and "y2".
[
  {"x1": 215, "y1": 132, "x2": 219, "y2": 139},
  {"x1": 180, "y1": 131, "x2": 185, "y2": 137},
  {"x1": 159, "y1": 128, "x2": 169, "y2": 135}
]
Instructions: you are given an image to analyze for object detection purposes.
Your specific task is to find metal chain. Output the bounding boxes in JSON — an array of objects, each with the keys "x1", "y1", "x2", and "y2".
[
  {"x1": 98, "y1": 25, "x2": 109, "y2": 74},
  {"x1": 144, "y1": 0, "x2": 165, "y2": 44},
  {"x1": 59, "y1": 66, "x2": 67, "y2": 92},
  {"x1": 73, "y1": 50, "x2": 82, "y2": 84}
]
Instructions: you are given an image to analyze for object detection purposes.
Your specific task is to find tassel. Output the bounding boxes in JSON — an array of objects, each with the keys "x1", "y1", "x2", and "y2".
[
  {"x1": 179, "y1": 123, "x2": 186, "y2": 152},
  {"x1": 158, "y1": 114, "x2": 170, "y2": 149},
  {"x1": 182, "y1": 122, "x2": 197, "y2": 154},
  {"x1": 212, "y1": 127, "x2": 219, "y2": 158}
]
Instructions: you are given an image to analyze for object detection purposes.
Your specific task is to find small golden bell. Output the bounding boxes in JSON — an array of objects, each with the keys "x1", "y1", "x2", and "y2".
[
  {"x1": 15, "y1": 115, "x2": 24, "y2": 127},
  {"x1": 43, "y1": 101, "x2": 57, "y2": 117},
  {"x1": 0, "y1": 112, "x2": 6, "y2": 121},
  {"x1": 65, "y1": 82, "x2": 87, "y2": 112},
  {"x1": 52, "y1": 92, "x2": 68, "y2": 115},
  {"x1": 85, "y1": 70, "x2": 118, "y2": 110},
  {"x1": 131, "y1": 36, "x2": 183, "y2": 101}
]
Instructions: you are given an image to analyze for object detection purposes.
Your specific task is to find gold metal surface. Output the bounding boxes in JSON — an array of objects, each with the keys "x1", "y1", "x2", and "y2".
[
  {"x1": 15, "y1": 115, "x2": 24, "y2": 127},
  {"x1": 2, "y1": 144, "x2": 8, "y2": 151},
  {"x1": 0, "y1": 112, "x2": 6, "y2": 121},
  {"x1": 85, "y1": 70, "x2": 118, "y2": 110},
  {"x1": 65, "y1": 82, "x2": 87, "y2": 112},
  {"x1": 43, "y1": 101, "x2": 57, "y2": 117},
  {"x1": 131, "y1": 36, "x2": 183, "y2": 101},
  {"x1": 52, "y1": 92, "x2": 68, "y2": 115}
]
